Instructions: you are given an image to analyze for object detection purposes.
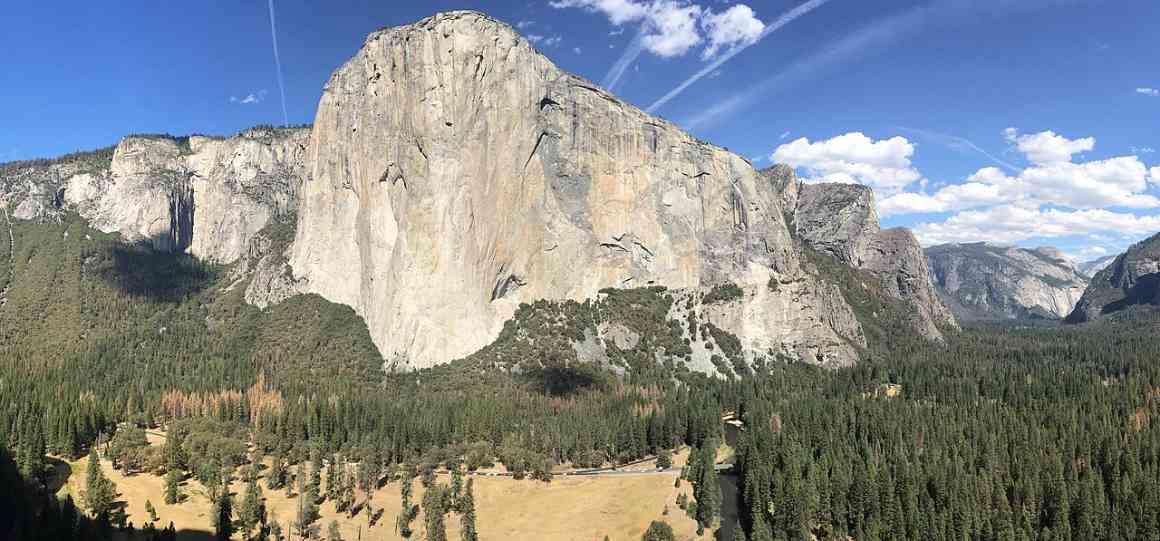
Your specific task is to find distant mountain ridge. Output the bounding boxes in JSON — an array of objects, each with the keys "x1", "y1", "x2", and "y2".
[
  {"x1": 925, "y1": 242, "x2": 1088, "y2": 320},
  {"x1": 1068, "y1": 232, "x2": 1160, "y2": 323},
  {"x1": 1077, "y1": 255, "x2": 1116, "y2": 278}
]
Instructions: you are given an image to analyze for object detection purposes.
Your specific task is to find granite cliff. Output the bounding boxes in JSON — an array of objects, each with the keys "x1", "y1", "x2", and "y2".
[
  {"x1": 1067, "y1": 233, "x2": 1160, "y2": 323},
  {"x1": 0, "y1": 11, "x2": 961, "y2": 371},
  {"x1": 768, "y1": 167, "x2": 956, "y2": 339},
  {"x1": 925, "y1": 243, "x2": 1088, "y2": 320},
  {"x1": 288, "y1": 11, "x2": 872, "y2": 369}
]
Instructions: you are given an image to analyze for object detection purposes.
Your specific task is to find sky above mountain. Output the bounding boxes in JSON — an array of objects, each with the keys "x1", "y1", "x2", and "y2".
[{"x1": 2, "y1": 0, "x2": 1158, "y2": 260}]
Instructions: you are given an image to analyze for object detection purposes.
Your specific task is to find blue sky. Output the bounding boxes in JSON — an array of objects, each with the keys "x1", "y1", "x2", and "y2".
[{"x1": 2, "y1": 0, "x2": 1158, "y2": 261}]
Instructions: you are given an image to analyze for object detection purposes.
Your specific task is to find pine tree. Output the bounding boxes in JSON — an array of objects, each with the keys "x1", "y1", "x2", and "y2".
[
  {"x1": 423, "y1": 484, "x2": 448, "y2": 541},
  {"x1": 460, "y1": 478, "x2": 479, "y2": 541},
  {"x1": 84, "y1": 447, "x2": 116, "y2": 520},
  {"x1": 398, "y1": 474, "x2": 416, "y2": 538},
  {"x1": 214, "y1": 490, "x2": 234, "y2": 541},
  {"x1": 164, "y1": 468, "x2": 180, "y2": 505},
  {"x1": 239, "y1": 475, "x2": 267, "y2": 540},
  {"x1": 450, "y1": 467, "x2": 464, "y2": 512},
  {"x1": 693, "y1": 442, "x2": 720, "y2": 529},
  {"x1": 145, "y1": 499, "x2": 159, "y2": 522},
  {"x1": 325, "y1": 455, "x2": 340, "y2": 502},
  {"x1": 642, "y1": 520, "x2": 676, "y2": 541},
  {"x1": 268, "y1": 454, "x2": 287, "y2": 490},
  {"x1": 269, "y1": 518, "x2": 284, "y2": 541},
  {"x1": 657, "y1": 448, "x2": 673, "y2": 469},
  {"x1": 293, "y1": 471, "x2": 320, "y2": 540},
  {"x1": 161, "y1": 429, "x2": 183, "y2": 471},
  {"x1": 337, "y1": 469, "x2": 355, "y2": 514},
  {"x1": 308, "y1": 455, "x2": 322, "y2": 503}
]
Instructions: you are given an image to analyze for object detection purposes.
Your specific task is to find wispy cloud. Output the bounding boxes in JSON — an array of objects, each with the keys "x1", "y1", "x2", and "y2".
[
  {"x1": 516, "y1": 20, "x2": 534, "y2": 29},
  {"x1": 1137, "y1": 87, "x2": 1160, "y2": 97},
  {"x1": 230, "y1": 90, "x2": 269, "y2": 105},
  {"x1": 897, "y1": 126, "x2": 1019, "y2": 172},
  {"x1": 646, "y1": 0, "x2": 832, "y2": 114},
  {"x1": 528, "y1": 34, "x2": 563, "y2": 47},
  {"x1": 267, "y1": 0, "x2": 289, "y2": 126}
]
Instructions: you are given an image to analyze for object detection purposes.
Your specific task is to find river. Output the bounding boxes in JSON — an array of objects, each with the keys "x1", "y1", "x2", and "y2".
[{"x1": 717, "y1": 422, "x2": 741, "y2": 541}]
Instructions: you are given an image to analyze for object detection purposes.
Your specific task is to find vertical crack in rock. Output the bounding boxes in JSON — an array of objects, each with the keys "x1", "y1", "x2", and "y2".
[{"x1": 524, "y1": 131, "x2": 551, "y2": 171}]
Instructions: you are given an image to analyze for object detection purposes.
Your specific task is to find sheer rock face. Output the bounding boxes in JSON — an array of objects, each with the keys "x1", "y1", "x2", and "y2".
[
  {"x1": 926, "y1": 243, "x2": 1088, "y2": 320},
  {"x1": 2, "y1": 128, "x2": 308, "y2": 264},
  {"x1": 289, "y1": 11, "x2": 861, "y2": 369},
  {"x1": 1068, "y1": 233, "x2": 1160, "y2": 323},
  {"x1": 772, "y1": 174, "x2": 956, "y2": 339}
]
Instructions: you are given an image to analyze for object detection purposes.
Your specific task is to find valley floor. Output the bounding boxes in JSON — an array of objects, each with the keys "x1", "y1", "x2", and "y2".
[{"x1": 55, "y1": 439, "x2": 715, "y2": 541}]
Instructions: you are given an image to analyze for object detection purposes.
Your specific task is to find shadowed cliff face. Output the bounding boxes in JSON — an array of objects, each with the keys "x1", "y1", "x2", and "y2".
[
  {"x1": 1068, "y1": 232, "x2": 1160, "y2": 323},
  {"x1": 926, "y1": 243, "x2": 1088, "y2": 321},
  {"x1": 288, "y1": 11, "x2": 863, "y2": 369}
]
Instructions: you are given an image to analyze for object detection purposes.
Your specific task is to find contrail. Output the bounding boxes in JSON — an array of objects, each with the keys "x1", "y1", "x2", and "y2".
[
  {"x1": 267, "y1": 0, "x2": 289, "y2": 127},
  {"x1": 896, "y1": 126, "x2": 1020, "y2": 172},
  {"x1": 682, "y1": 0, "x2": 1100, "y2": 130},
  {"x1": 645, "y1": 0, "x2": 832, "y2": 114},
  {"x1": 602, "y1": 25, "x2": 648, "y2": 92}
]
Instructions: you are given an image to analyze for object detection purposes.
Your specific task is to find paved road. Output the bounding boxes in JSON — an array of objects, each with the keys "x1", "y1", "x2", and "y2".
[
  {"x1": 462, "y1": 462, "x2": 733, "y2": 478},
  {"x1": 465, "y1": 465, "x2": 681, "y2": 478}
]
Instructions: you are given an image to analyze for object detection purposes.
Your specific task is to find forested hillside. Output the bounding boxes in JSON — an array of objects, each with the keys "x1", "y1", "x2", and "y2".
[{"x1": 4, "y1": 211, "x2": 1160, "y2": 540}]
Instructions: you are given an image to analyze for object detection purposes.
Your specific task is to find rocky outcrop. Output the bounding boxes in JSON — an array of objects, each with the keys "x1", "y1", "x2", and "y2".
[
  {"x1": 288, "y1": 11, "x2": 863, "y2": 369},
  {"x1": 1067, "y1": 233, "x2": 1160, "y2": 323},
  {"x1": 1, "y1": 127, "x2": 308, "y2": 264},
  {"x1": 926, "y1": 243, "x2": 1088, "y2": 320},
  {"x1": 770, "y1": 173, "x2": 956, "y2": 339},
  {"x1": 763, "y1": 164, "x2": 799, "y2": 217}
]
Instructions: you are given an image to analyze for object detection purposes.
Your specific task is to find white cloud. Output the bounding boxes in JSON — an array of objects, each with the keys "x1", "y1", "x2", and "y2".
[
  {"x1": 1003, "y1": 127, "x2": 1094, "y2": 165},
  {"x1": 837, "y1": 128, "x2": 1160, "y2": 256},
  {"x1": 640, "y1": 2, "x2": 703, "y2": 57},
  {"x1": 229, "y1": 89, "x2": 268, "y2": 105},
  {"x1": 771, "y1": 132, "x2": 922, "y2": 193},
  {"x1": 779, "y1": 131, "x2": 791, "y2": 140},
  {"x1": 549, "y1": 0, "x2": 648, "y2": 25},
  {"x1": 879, "y1": 130, "x2": 1158, "y2": 217},
  {"x1": 1132, "y1": 146, "x2": 1156, "y2": 154},
  {"x1": 553, "y1": 0, "x2": 775, "y2": 60},
  {"x1": 573, "y1": 46, "x2": 583, "y2": 54},
  {"x1": 700, "y1": 4, "x2": 764, "y2": 59},
  {"x1": 1137, "y1": 87, "x2": 1160, "y2": 97},
  {"x1": 516, "y1": 20, "x2": 534, "y2": 29},
  {"x1": 550, "y1": 0, "x2": 700, "y2": 56},
  {"x1": 912, "y1": 205, "x2": 1160, "y2": 246}
]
